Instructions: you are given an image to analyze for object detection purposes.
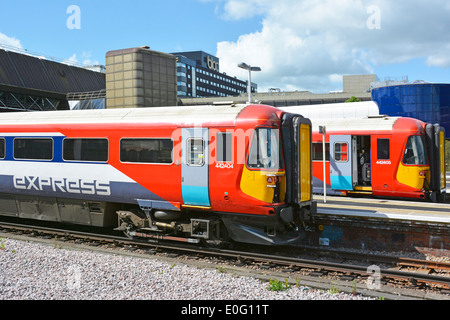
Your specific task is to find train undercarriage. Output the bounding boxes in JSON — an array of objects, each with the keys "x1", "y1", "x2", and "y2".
[
  {"x1": 116, "y1": 209, "x2": 230, "y2": 248},
  {"x1": 0, "y1": 191, "x2": 314, "y2": 248},
  {"x1": 116, "y1": 204, "x2": 314, "y2": 248}
]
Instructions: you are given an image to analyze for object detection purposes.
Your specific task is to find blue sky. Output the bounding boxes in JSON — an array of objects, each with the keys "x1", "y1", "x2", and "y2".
[
  {"x1": 0, "y1": 1, "x2": 250, "y2": 60},
  {"x1": 1, "y1": 0, "x2": 450, "y2": 93}
]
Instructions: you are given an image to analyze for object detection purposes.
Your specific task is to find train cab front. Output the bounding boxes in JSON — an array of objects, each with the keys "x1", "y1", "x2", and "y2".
[
  {"x1": 397, "y1": 124, "x2": 446, "y2": 202},
  {"x1": 223, "y1": 114, "x2": 316, "y2": 246},
  {"x1": 424, "y1": 124, "x2": 446, "y2": 202}
]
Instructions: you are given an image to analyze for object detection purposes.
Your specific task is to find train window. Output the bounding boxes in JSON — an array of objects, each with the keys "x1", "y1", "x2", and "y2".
[
  {"x1": 187, "y1": 138, "x2": 205, "y2": 166},
  {"x1": 0, "y1": 139, "x2": 4, "y2": 159},
  {"x1": 63, "y1": 138, "x2": 108, "y2": 162},
  {"x1": 377, "y1": 139, "x2": 390, "y2": 160},
  {"x1": 217, "y1": 132, "x2": 232, "y2": 162},
  {"x1": 248, "y1": 128, "x2": 281, "y2": 169},
  {"x1": 312, "y1": 142, "x2": 330, "y2": 161},
  {"x1": 121, "y1": 139, "x2": 173, "y2": 164},
  {"x1": 14, "y1": 138, "x2": 53, "y2": 160},
  {"x1": 334, "y1": 142, "x2": 348, "y2": 162},
  {"x1": 403, "y1": 135, "x2": 427, "y2": 165}
]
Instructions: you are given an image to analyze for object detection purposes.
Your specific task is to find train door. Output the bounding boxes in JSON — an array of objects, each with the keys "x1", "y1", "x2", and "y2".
[
  {"x1": 181, "y1": 128, "x2": 211, "y2": 207},
  {"x1": 355, "y1": 135, "x2": 372, "y2": 188},
  {"x1": 329, "y1": 135, "x2": 355, "y2": 190}
]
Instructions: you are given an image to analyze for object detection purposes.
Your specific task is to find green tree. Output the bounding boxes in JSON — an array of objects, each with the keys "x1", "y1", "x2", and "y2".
[{"x1": 345, "y1": 96, "x2": 361, "y2": 103}]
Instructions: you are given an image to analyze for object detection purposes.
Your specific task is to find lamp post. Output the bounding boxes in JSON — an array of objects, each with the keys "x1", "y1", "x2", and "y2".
[
  {"x1": 319, "y1": 126, "x2": 327, "y2": 203},
  {"x1": 238, "y1": 62, "x2": 261, "y2": 103}
]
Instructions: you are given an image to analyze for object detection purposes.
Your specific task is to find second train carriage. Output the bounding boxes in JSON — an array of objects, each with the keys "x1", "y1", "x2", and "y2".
[
  {"x1": 280, "y1": 103, "x2": 446, "y2": 202},
  {"x1": 0, "y1": 104, "x2": 316, "y2": 246},
  {"x1": 307, "y1": 116, "x2": 446, "y2": 201}
]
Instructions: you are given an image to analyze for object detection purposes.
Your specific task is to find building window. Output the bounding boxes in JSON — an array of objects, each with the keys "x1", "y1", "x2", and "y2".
[
  {"x1": 121, "y1": 139, "x2": 173, "y2": 164},
  {"x1": 14, "y1": 138, "x2": 53, "y2": 160},
  {"x1": 217, "y1": 132, "x2": 232, "y2": 162},
  {"x1": 63, "y1": 138, "x2": 108, "y2": 162},
  {"x1": 334, "y1": 142, "x2": 348, "y2": 162},
  {"x1": 377, "y1": 138, "x2": 390, "y2": 160}
]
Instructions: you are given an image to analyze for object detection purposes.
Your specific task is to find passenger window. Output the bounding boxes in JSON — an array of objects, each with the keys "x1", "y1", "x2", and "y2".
[
  {"x1": 0, "y1": 139, "x2": 5, "y2": 159},
  {"x1": 14, "y1": 138, "x2": 53, "y2": 160},
  {"x1": 216, "y1": 132, "x2": 232, "y2": 162},
  {"x1": 312, "y1": 142, "x2": 330, "y2": 161},
  {"x1": 187, "y1": 138, "x2": 205, "y2": 166},
  {"x1": 63, "y1": 138, "x2": 108, "y2": 162},
  {"x1": 377, "y1": 139, "x2": 390, "y2": 160},
  {"x1": 334, "y1": 142, "x2": 348, "y2": 162},
  {"x1": 121, "y1": 139, "x2": 173, "y2": 164}
]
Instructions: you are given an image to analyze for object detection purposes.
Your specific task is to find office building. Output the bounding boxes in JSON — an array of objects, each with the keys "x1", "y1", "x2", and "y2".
[{"x1": 172, "y1": 51, "x2": 257, "y2": 98}]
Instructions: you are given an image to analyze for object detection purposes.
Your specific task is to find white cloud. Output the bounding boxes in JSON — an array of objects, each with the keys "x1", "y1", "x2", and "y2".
[
  {"x1": 221, "y1": 0, "x2": 272, "y2": 20},
  {"x1": 426, "y1": 55, "x2": 450, "y2": 68},
  {"x1": 329, "y1": 74, "x2": 343, "y2": 84},
  {"x1": 426, "y1": 44, "x2": 450, "y2": 68},
  {"x1": 214, "y1": 0, "x2": 450, "y2": 92},
  {"x1": 63, "y1": 52, "x2": 100, "y2": 67},
  {"x1": 0, "y1": 32, "x2": 24, "y2": 52},
  {"x1": 63, "y1": 53, "x2": 78, "y2": 66}
]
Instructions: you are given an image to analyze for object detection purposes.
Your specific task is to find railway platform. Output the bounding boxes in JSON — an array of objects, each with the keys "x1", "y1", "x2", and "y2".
[
  {"x1": 316, "y1": 196, "x2": 450, "y2": 224},
  {"x1": 310, "y1": 195, "x2": 450, "y2": 257}
]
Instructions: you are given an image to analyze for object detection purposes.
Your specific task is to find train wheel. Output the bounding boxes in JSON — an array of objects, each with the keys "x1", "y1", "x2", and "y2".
[{"x1": 202, "y1": 217, "x2": 229, "y2": 249}]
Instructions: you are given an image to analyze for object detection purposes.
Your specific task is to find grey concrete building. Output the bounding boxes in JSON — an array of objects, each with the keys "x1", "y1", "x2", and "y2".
[{"x1": 105, "y1": 47, "x2": 177, "y2": 108}]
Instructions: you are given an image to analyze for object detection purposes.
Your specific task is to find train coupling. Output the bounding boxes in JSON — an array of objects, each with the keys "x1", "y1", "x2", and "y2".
[{"x1": 280, "y1": 202, "x2": 317, "y2": 232}]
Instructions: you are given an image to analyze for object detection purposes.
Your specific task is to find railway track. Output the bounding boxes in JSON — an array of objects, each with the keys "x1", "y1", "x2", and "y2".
[{"x1": 1, "y1": 219, "x2": 449, "y2": 299}]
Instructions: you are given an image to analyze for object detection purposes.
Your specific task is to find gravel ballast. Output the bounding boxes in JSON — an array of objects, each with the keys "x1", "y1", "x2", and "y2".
[{"x1": 0, "y1": 237, "x2": 375, "y2": 300}]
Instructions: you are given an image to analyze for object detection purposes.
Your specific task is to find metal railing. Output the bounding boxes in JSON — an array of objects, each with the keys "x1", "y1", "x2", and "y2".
[{"x1": 66, "y1": 89, "x2": 106, "y2": 101}]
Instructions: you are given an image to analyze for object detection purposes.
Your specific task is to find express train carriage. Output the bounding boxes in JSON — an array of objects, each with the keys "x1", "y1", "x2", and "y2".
[
  {"x1": 279, "y1": 106, "x2": 446, "y2": 202},
  {"x1": 0, "y1": 104, "x2": 316, "y2": 246}
]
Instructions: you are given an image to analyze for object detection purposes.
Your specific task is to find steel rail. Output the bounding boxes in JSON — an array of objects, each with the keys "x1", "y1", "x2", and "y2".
[
  {"x1": 1, "y1": 220, "x2": 449, "y2": 291},
  {"x1": 296, "y1": 245, "x2": 450, "y2": 272}
]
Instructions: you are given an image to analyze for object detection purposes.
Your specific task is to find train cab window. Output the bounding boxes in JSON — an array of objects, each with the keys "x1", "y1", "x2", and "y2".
[
  {"x1": 377, "y1": 139, "x2": 390, "y2": 160},
  {"x1": 121, "y1": 139, "x2": 173, "y2": 164},
  {"x1": 63, "y1": 138, "x2": 108, "y2": 162},
  {"x1": 312, "y1": 142, "x2": 330, "y2": 161},
  {"x1": 14, "y1": 138, "x2": 53, "y2": 160},
  {"x1": 0, "y1": 139, "x2": 5, "y2": 159},
  {"x1": 334, "y1": 142, "x2": 348, "y2": 162},
  {"x1": 403, "y1": 135, "x2": 427, "y2": 165},
  {"x1": 248, "y1": 128, "x2": 281, "y2": 169},
  {"x1": 187, "y1": 138, "x2": 205, "y2": 166},
  {"x1": 217, "y1": 132, "x2": 232, "y2": 162}
]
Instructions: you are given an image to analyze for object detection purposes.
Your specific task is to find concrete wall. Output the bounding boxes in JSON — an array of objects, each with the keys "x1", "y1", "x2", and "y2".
[
  {"x1": 105, "y1": 47, "x2": 177, "y2": 108},
  {"x1": 343, "y1": 74, "x2": 377, "y2": 94}
]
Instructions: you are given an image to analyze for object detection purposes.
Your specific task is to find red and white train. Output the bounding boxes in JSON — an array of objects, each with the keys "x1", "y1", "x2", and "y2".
[
  {"x1": 281, "y1": 103, "x2": 446, "y2": 202},
  {"x1": 0, "y1": 104, "x2": 316, "y2": 246}
]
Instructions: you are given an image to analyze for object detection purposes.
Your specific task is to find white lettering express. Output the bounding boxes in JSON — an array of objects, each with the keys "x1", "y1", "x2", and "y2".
[{"x1": 13, "y1": 176, "x2": 111, "y2": 196}]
